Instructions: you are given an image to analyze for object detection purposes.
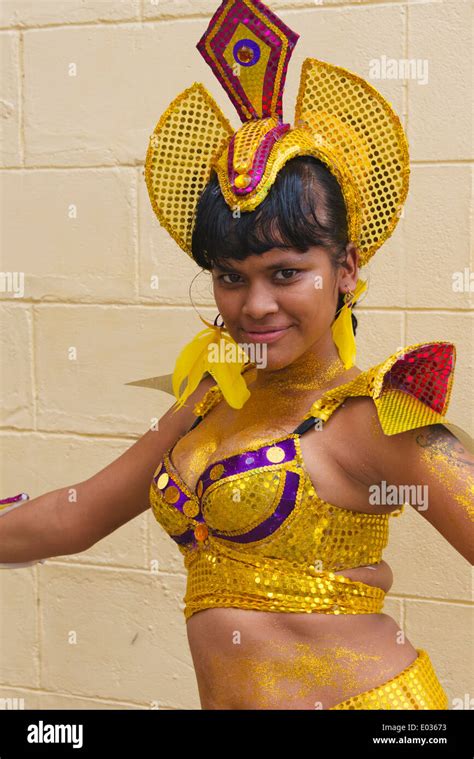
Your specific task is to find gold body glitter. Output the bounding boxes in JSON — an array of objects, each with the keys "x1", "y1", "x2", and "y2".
[
  {"x1": 200, "y1": 640, "x2": 448, "y2": 710},
  {"x1": 416, "y1": 428, "x2": 474, "y2": 523},
  {"x1": 205, "y1": 640, "x2": 385, "y2": 709},
  {"x1": 173, "y1": 352, "x2": 351, "y2": 485}
]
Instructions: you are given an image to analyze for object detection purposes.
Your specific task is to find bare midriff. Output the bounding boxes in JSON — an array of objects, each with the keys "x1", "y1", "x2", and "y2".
[{"x1": 185, "y1": 564, "x2": 418, "y2": 709}]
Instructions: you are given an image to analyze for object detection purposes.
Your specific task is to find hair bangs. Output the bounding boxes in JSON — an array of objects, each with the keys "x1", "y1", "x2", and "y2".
[{"x1": 191, "y1": 156, "x2": 349, "y2": 271}]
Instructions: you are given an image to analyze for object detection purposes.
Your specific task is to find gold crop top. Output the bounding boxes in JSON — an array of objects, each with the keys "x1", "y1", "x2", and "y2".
[{"x1": 149, "y1": 341, "x2": 456, "y2": 621}]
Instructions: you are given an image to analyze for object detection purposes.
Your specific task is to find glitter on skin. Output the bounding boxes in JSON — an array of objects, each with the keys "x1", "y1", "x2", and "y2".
[
  {"x1": 206, "y1": 640, "x2": 391, "y2": 709},
  {"x1": 418, "y1": 438, "x2": 474, "y2": 523},
  {"x1": 169, "y1": 351, "x2": 352, "y2": 492}
]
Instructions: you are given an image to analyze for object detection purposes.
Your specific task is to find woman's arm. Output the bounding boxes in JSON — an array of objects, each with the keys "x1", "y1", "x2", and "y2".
[
  {"x1": 0, "y1": 375, "x2": 215, "y2": 564},
  {"x1": 373, "y1": 423, "x2": 474, "y2": 564}
]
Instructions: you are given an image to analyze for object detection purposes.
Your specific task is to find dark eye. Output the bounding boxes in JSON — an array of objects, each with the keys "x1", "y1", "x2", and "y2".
[
  {"x1": 218, "y1": 272, "x2": 241, "y2": 284},
  {"x1": 218, "y1": 269, "x2": 300, "y2": 285},
  {"x1": 275, "y1": 269, "x2": 300, "y2": 281}
]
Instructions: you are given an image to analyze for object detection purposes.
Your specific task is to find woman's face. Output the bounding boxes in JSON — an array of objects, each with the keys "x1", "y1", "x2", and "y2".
[{"x1": 211, "y1": 243, "x2": 359, "y2": 371}]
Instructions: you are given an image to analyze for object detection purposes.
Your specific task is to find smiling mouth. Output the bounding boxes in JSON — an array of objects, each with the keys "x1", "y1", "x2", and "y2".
[
  {"x1": 243, "y1": 328, "x2": 291, "y2": 333},
  {"x1": 242, "y1": 324, "x2": 293, "y2": 333},
  {"x1": 241, "y1": 326, "x2": 293, "y2": 341}
]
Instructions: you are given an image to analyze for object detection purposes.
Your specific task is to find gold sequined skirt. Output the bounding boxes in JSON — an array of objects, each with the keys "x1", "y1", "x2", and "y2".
[{"x1": 330, "y1": 649, "x2": 448, "y2": 709}]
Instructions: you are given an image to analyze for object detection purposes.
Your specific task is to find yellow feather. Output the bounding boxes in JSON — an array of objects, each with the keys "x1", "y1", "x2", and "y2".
[
  {"x1": 331, "y1": 278, "x2": 367, "y2": 369},
  {"x1": 171, "y1": 315, "x2": 251, "y2": 411}
]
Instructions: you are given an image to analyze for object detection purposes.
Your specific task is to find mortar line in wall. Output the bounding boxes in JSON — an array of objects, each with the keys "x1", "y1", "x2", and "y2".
[
  {"x1": 142, "y1": 501, "x2": 151, "y2": 581},
  {"x1": 30, "y1": 304, "x2": 42, "y2": 687},
  {"x1": 0, "y1": 428, "x2": 147, "y2": 441},
  {"x1": 30, "y1": 306, "x2": 38, "y2": 431},
  {"x1": 133, "y1": 166, "x2": 140, "y2": 302},
  {"x1": 45, "y1": 559, "x2": 184, "y2": 576},
  {"x1": 400, "y1": 597, "x2": 406, "y2": 631},
  {"x1": 18, "y1": 31, "x2": 25, "y2": 165},
  {"x1": 37, "y1": 559, "x2": 183, "y2": 578},
  {"x1": 0, "y1": 682, "x2": 186, "y2": 710},
  {"x1": 410, "y1": 159, "x2": 473, "y2": 166},
  {"x1": 36, "y1": 560, "x2": 45, "y2": 690},
  {"x1": 386, "y1": 593, "x2": 473, "y2": 607},
  {"x1": 0, "y1": 684, "x2": 146, "y2": 708},
  {"x1": 469, "y1": 164, "x2": 474, "y2": 253},
  {"x1": 404, "y1": 0, "x2": 409, "y2": 139},
  {"x1": 34, "y1": 561, "x2": 41, "y2": 690},
  {"x1": 0, "y1": 165, "x2": 147, "y2": 171},
  {"x1": 39, "y1": 559, "x2": 178, "y2": 581},
  {"x1": 402, "y1": 1, "x2": 408, "y2": 331},
  {"x1": 0, "y1": 302, "x2": 471, "y2": 313},
  {"x1": 145, "y1": 0, "x2": 447, "y2": 16},
  {"x1": 145, "y1": 519, "x2": 150, "y2": 578}
]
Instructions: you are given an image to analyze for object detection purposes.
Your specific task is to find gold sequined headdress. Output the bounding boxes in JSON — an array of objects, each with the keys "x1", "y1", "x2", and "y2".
[
  {"x1": 139, "y1": 0, "x2": 410, "y2": 409},
  {"x1": 145, "y1": 0, "x2": 409, "y2": 265}
]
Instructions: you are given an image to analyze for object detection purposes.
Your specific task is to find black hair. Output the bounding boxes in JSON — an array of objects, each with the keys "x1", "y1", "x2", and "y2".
[{"x1": 191, "y1": 155, "x2": 358, "y2": 334}]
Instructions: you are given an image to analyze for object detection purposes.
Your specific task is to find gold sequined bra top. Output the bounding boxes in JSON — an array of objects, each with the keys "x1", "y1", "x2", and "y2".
[{"x1": 150, "y1": 342, "x2": 457, "y2": 621}]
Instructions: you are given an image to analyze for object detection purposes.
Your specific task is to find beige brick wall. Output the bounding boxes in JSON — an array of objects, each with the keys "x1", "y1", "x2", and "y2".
[{"x1": 0, "y1": 0, "x2": 472, "y2": 710}]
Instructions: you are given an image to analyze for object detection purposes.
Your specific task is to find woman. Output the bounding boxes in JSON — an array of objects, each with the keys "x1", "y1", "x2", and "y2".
[
  {"x1": 145, "y1": 154, "x2": 473, "y2": 710},
  {"x1": 1, "y1": 0, "x2": 473, "y2": 709}
]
